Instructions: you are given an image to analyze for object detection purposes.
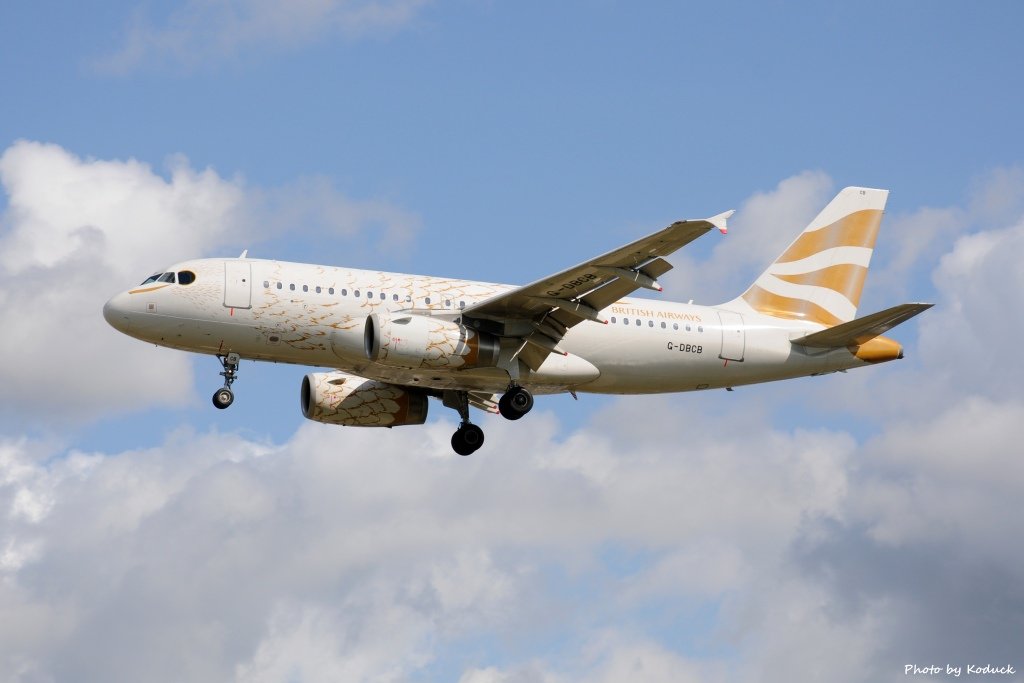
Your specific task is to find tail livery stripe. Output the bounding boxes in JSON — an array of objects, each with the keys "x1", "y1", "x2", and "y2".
[
  {"x1": 737, "y1": 187, "x2": 889, "y2": 326},
  {"x1": 774, "y1": 209, "x2": 883, "y2": 263},
  {"x1": 766, "y1": 246, "x2": 873, "y2": 274},
  {"x1": 772, "y1": 263, "x2": 869, "y2": 303},
  {"x1": 741, "y1": 285, "x2": 846, "y2": 327}
]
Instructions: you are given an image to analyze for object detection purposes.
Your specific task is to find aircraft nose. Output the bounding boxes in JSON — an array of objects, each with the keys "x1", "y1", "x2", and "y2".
[{"x1": 103, "y1": 291, "x2": 133, "y2": 333}]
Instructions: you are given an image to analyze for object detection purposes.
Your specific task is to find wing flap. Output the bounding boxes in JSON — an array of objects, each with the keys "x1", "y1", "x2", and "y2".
[
  {"x1": 791, "y1": 302, "x2": 934, "y2": 348},
  {"x1": 468, "y1": 392, "x2": 500, "y2": 414}
]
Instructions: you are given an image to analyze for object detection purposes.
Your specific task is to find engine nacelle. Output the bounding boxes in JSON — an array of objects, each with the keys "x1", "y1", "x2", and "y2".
[
  {"x1": 300, "y1": 372, "x2": 428, "y2": 427},
  {"x1": 364, "y1": 313, "x2": 500, "y2": 370}
]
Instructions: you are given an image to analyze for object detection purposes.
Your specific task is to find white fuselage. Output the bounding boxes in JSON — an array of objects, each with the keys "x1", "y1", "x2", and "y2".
[{"x1": 104, "y1": 257, "x2": 877, "y2": 397}]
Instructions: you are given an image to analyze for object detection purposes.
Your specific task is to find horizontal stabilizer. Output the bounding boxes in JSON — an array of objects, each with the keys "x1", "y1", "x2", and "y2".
[{"x1": 791, "y1": 302, "x2": 934, "y2": 348}]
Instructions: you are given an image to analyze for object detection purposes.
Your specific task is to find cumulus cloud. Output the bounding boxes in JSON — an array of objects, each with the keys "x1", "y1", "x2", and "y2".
[
  {"x1": 0, "y1": 141, "x2": 245, "y2": 424},
  {"x1": 0, "y1": 390, "x2": 859, "y2": 683},
  {"x1": 0, "y1": 140, "x2": 419, "y2": 425},
  {"x1": 661, "y1": 170, "x2": 834, "y2": 305},
  {"x1": 96, "y1": 0, "x2": 432, "y2": 74},
  {"x1": 2, "y1": 166, "x2": 1021, "y2": 683}
]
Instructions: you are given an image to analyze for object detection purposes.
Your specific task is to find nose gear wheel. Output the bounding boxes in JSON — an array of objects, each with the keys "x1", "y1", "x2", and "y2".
[{"x1": 212, "y1": 353, "x2": 241, "y2": 410}]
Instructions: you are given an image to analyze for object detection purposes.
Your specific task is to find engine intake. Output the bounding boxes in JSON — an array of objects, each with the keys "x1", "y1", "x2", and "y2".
[
  {"x1": 364, "y1": 313, "x2": 500, "y2": 370},
  {"x1": 301, "y1": 372, "x2": 428, "y2": 427}
]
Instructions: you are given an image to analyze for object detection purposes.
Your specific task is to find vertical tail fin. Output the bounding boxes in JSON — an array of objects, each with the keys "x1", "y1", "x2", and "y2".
[{"x1": 733, "y1": 186, "x2": 888, "y2": 326}]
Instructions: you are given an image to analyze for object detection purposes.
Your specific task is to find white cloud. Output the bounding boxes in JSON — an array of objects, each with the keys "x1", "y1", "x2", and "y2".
[
  {"x1": 0, "y1": 398, "x2": 857, "y2": 683},
  {"x1": 0, "y1": 141, "x2": 241, "y2": 423},
  {"x1": 0, "y1": 140, "x2": 419, "y2": 425},
  {"x1": 2, "y1": 168, "x2": 1021, "y2": 682},
  {"x1": 1, "y1": 378, "x2": 1020, "y2": 681},
  {"x1": 97, "y1": 0, "x2": 432, "y2": 74},
  {"x1": 661, "y1": 170, "x2": 834, "y2": 305}
]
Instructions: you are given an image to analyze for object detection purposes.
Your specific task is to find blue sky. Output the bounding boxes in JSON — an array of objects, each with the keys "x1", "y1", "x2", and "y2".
[{"x1": 2, "y1": 2, "x2": 1024, "y2": 682}]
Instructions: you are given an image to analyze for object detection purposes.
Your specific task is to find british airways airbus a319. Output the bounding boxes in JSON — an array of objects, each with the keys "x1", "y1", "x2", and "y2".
[{"x1": 103, "y1": 187, "x2": 931, "y2": 455}]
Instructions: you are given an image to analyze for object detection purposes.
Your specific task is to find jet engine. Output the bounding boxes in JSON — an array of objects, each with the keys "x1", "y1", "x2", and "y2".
[
  {"x1": 364, "y1": 313, "x2": 500, "y2": 370},
  {"x1": 301, "y1": 372, "x2": 428, "y2": 427}
]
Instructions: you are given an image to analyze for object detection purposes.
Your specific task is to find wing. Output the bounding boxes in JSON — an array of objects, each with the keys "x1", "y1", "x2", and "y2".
[{"x1": 461, "y1": 210, "x2": 733, "y2": 371}]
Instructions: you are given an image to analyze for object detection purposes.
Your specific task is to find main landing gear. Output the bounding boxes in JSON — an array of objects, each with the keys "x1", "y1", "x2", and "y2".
[
  {"x1": 446, "y1": 390, "x2": 485, "y2": 456},
  {"x1": 444, "y1": 384, "x2": 535, "y2": 455},
  {"x1": 498, "y1": 385, "x2": 533, "y2": 421},
  {"x1": 212, "y1": 353, "x2": 240, "y2": 409}
]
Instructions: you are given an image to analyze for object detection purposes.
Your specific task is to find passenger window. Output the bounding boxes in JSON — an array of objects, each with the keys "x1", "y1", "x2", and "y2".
[
  {"x1": 329, "y1": 287, "x2": 335, "y2": 295},
  {"x1": 367, "y1": 291, "x2": 373, "y2": 298},
  {"x1": 673, "y1": 323, "x2": 678, "y2": 330},
  {"x1": 392, "y1": 294, "x2": 399, "y2": 302},
  {"x1": 648, "y1": 320, "x2": 654, "y2": 327},
  {"x1": 460, "y1": 301, "x2": 466, "y2": 309},
  {"x1": 425, "y1": 297, "x2": 431, "y2": 305},
  {"x1": 290, "y1": 284, "x2": 295, "y2": 291},
  {"x1": 686, "y1": 324, "x2": 691, "y2": 332},
  {"x1": 636, "y1": 319, "x2": 641, "y2": 326},
  {"x1": 178, "y1": 271, "x2": 196, "y2": 285},
  {"x1": 316, "y1": 286, "x2": 321, "y2": 294},
  {"x1": 276, "y1": 282, "x2": 283, "y2": 290},
  {"x1": 342, "y1": 289, "x2": 348, "y2": 296},
  {"x1": 624, "y1": 318, "x2": 629, "y2": 325},
  {"x1": 354, "y1": 290, "x2": 360, "y2": 297},
  {"x1": 445, "y1": 300, "x2": 451, "y2": 307},
  {"x1": 661, "y1": 322, "x2": 666, "y2": 329},
  {"x1": 698, "y1": 326, "x2": 704, "y2": 333},
  {"x1": 302, "y1": 285, "x2": 308, "y2": 292},
  {"x1": 610, "y1": 316, "x2": 617, "y2": 324}
]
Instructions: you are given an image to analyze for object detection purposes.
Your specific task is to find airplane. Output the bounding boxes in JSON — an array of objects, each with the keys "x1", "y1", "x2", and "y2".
[{"x1": 103, "y1": 186, "x2": 931, "y2": 455}]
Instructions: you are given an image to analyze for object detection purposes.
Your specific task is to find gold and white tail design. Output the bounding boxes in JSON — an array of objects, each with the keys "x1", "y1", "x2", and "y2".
[{"x1": 734, "y1": 186, "x2": 888, "y2": 326}]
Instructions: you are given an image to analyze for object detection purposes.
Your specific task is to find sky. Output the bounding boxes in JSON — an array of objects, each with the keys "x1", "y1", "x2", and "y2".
[{"x1": 1, "y1": 1, "x2": 1024, "y2": 682}]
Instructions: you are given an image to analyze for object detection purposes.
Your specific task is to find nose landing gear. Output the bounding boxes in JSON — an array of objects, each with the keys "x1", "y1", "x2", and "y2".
[{"x1": 212, "y1": 353, "x2": 240, "y2": 409}]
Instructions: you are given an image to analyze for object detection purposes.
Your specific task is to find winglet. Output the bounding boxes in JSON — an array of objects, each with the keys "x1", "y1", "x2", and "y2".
[{"x1": 707, "y1": 210, "x2": 734, "y2": 235}]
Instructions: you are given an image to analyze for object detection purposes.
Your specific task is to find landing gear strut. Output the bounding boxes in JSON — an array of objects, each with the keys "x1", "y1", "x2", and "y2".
[
  {"x1": 444, "y1": 390, "x2": 485, "y2": 456},
  {"x1": 498, "y1": 385, "x2": 533, "y2": 421},
  {"x1": 212, "y1": 352, "x2": 240, "y2": 409}
]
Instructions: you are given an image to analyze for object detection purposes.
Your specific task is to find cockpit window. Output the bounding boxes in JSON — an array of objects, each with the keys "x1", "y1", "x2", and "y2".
[
  {"x1": 157, "y1": 272, "x2": 176, "y2": 283},
  {"x1": 178, "y1": 271, "x2": 196, "y2": 285},
  {"x1": 140, "y1": 273, "x2": 161, "y2": 285}
]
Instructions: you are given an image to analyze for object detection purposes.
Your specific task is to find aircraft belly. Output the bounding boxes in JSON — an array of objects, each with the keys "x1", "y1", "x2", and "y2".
[
  {"x1": 570, "y1": 326, "x2": 822, "y2": 393},
  {"x1": 528, "y1": 352, "x2": 600, "y2": 384}
]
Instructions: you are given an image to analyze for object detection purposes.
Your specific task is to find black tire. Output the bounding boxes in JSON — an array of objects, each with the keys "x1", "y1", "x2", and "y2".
[
  {"x1": 498, "y1": 387, "x2": 533, "y2": 421},
  {"x1": 451, "y1": 423, "x2": 484, "y2": 455},
  {"x1": 212, "y1": 387, "x2": 234, "y2": 409}
]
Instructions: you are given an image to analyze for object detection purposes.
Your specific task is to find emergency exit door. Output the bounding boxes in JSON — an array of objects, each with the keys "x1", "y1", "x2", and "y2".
[
  {"x1": 717, "y1": 310, "x2": 745, "y2": 362},
  {"x1": 223, "y1": 261, "x2": 252, "y2": 309}
]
